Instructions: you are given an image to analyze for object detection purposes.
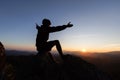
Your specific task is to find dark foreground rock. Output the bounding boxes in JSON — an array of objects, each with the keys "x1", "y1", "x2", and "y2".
[{"x1": 5, "y1": 54, "x2": 112, "y2": 80}]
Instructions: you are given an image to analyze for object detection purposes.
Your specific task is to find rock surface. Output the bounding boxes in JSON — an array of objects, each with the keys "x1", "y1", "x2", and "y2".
[{"x1": 5, "y1": 54, "x2": 111, "y2": 80}]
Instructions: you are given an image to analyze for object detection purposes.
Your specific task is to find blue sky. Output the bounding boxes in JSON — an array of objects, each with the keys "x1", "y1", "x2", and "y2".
[{"x1": 0, "y1": 0, "x2": 120, "y2": 52}]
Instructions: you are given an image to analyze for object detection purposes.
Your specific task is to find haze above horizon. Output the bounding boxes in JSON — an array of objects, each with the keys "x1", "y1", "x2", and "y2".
[{"x1": 0, "y1": 0, "x2": 120, "y2": 52}]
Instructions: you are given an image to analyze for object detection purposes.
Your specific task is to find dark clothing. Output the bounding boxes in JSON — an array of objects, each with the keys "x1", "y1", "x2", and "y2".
[
  {"x1": 36, "y1": 25, "x2": 67, "y2": 52},
  {"x1": 36, "y1": 41, "x2": 55, "y2": 53}
]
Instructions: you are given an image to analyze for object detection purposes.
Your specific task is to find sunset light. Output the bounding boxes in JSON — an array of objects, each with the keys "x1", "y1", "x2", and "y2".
[
  {"x1": 1, "y1": 0, "x2": 120, "y2": 52},
  {"x1": 81, "y1": 49, "x2": 87, "y2": 52},
  {"x1": 1, "y1": 1, "x2": 120, "y2": 80}
]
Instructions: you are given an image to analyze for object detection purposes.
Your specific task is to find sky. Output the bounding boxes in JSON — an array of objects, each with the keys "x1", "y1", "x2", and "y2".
[{"x1": 0, "y1": 0, "x2": 120, "y2": 52}]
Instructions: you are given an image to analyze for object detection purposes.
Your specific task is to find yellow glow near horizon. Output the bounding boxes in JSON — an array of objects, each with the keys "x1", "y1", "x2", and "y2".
[
  {"x1": 81, "y1": 48, "x2": 87, "y2": 52},
  {"x1": 5, "y1": 43, "x2": 120, "y2": 53}
]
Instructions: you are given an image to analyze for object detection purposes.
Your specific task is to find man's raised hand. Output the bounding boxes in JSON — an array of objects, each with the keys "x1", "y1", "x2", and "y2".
[
  {"x1": 66, "y1": 22, "x2": 73, "y2": 27},
  {"x1": 36, "y1": 23, "x2": 39, "y2": 29}
]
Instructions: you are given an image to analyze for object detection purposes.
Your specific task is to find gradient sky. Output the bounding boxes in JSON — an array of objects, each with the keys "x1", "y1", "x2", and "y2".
[{"x1": 0, "y1": 0, "x2": 120, "y2": 52}]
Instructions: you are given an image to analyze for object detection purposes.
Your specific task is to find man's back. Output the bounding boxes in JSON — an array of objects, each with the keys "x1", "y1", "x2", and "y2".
[{"x1": 36, "y1": 25, "x2": 67, "y2": 47}]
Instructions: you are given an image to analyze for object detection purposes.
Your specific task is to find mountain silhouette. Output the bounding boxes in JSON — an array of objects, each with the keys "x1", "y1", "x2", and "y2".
[{"x1": 5, "y1": 53, "x2": 111, "y2": 80}]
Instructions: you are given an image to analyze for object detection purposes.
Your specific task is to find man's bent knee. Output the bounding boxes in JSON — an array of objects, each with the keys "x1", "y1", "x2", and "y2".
[
  {"x1": 54, "y1": 40, "x2": 60, "y2": 44},
  {"x1": 54, "y1": 40, "x2": 59, "y2": 42}
]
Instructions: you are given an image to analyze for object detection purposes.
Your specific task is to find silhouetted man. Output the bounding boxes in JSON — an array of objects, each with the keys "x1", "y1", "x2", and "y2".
[{"x1": 36, "y1": 19, "x2": 73, "y2": 59}]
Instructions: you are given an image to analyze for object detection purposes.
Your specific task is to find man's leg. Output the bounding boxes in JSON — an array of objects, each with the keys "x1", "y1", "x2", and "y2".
[
  {"x1": 54, "y1": 40, "x2": 64, "y2": 58},
  {"x1": 48, "y1": 40, "x2": 64, "y2": 60}
]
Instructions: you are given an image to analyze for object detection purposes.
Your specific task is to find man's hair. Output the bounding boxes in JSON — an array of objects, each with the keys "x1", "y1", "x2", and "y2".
[{"x1": 42, "y1": 19, "x2": 51, "y2": 25}]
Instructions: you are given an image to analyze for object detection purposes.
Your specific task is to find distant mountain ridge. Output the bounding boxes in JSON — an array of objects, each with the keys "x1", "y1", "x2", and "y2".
[
  {"x1": 5, "y1": 49, "x2": 120, "y2": 56},
  {"x1": 5, "y1": 50, "x2": 36, "y2": 56}
]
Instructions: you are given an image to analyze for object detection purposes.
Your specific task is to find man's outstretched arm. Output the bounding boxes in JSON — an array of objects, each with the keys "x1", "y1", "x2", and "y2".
[{"x1": 49, "y1": 22, "x2": 73, "y2": 32}]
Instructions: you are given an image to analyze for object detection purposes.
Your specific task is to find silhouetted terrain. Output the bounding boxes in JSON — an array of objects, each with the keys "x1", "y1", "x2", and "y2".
[
  {"x1": 80, "y1": 51, "x2": 120, "y2": 80},
  {"x1": 5, "y1": 50, "x2": 120, "y2": 80},
  {"x1": 4, "y1": 51, "x2": 112, "y2": 80}
]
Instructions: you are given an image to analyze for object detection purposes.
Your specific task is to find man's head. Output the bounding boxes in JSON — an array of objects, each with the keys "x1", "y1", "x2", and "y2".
[{"x1": 42, "y1": 19, "x2": 51, "y2": 26}]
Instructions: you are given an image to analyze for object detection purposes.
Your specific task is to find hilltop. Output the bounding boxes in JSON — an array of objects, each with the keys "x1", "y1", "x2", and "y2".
[{"x1": 5, "y1": 53, "x2": 111, "y2": 80}]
